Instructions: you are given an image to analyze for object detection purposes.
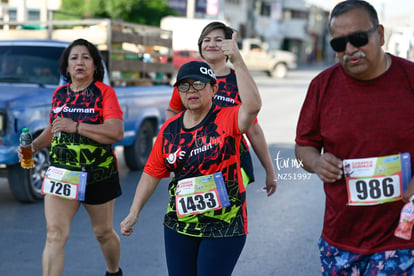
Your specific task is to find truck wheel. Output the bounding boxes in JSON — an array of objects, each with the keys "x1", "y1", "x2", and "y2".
[
  {"x1": 124, "y1": 120, "x2": 155, "y2": 171},
  {"x1": 271, "y1": 63, "x2": 288, "y2": 78},
  {"x1": 8, "y1": 148, "x2": 49, "y2": 203}
]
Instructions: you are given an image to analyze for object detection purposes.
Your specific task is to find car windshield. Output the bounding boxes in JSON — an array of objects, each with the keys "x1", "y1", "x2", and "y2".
[{"x1": 0, "y1": 45, "x2": 63, "y2": 86}]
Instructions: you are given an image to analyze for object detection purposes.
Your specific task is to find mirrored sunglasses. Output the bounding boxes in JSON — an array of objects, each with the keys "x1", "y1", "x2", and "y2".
[
  {"x1": 330, "y1": 25, "x2": 378, "y2": 52},
  {"x1": 177, "y1": 80, "x2": 207, "y2": 93}
]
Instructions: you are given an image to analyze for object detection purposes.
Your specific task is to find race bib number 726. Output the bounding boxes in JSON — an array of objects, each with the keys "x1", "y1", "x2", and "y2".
[{"x1": 41, "y1": 166, "x2": 87, "y2": 201}]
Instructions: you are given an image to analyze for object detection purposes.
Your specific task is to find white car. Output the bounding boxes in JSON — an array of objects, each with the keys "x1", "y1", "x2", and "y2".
[{"x1": 238, "y1": 38, "x2": 297, "y2": 78}]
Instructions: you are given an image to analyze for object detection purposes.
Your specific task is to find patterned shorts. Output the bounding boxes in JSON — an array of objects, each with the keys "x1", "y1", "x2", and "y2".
[{"x1": 319, "y1": 236, "x2": 414, "y2": 276}]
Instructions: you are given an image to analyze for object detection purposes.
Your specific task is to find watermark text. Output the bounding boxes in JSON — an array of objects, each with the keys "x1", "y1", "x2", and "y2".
[{"x1": 274, "y1": 151, "x2": 311, "y2": 181}]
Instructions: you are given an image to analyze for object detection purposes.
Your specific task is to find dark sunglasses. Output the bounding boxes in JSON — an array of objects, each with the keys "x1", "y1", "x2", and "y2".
[
  {"x1": 330, "y1": 25, "x2": 378, "y2": 52},
  {"x1": 177, "y1": 80, "x2": 207, "y2": 93}
]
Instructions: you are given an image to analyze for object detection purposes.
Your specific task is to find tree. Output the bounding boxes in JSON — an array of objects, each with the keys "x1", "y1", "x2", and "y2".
[{"x1": 58, "y1": 0, "x2": 179, "y2": 26}]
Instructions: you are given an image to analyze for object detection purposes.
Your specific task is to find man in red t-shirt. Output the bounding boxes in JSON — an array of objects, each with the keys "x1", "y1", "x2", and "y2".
[{"x1": 295, "y1": 1, "x2": 414, "y2": 274}]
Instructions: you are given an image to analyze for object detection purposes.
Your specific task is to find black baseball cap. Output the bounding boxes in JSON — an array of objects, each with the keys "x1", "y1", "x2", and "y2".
[{"x1": 174, "y1": 61, "x2": 217, "y2": 86}]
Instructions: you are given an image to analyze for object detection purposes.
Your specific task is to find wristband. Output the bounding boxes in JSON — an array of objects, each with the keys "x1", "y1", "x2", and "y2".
[{"x1": 75, "y1": 121, "x2": 80, "y2": 134}]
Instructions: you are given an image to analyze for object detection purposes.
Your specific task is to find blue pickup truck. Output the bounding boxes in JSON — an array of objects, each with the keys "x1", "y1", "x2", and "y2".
[{"x1": 0, "y1": 39, "x2": 172, "y2": 202}]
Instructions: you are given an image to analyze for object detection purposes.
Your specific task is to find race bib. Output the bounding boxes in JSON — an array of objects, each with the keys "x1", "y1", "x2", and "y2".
[
  {"x1": 175, "y1": 172, "x2": 230, "y2": 217},
  {"x1": 41, "y1": 166, "x2": 87, "y2": 201},
  {"x1": 343, "y1": 153, "x2": 411, "y2": 206}
]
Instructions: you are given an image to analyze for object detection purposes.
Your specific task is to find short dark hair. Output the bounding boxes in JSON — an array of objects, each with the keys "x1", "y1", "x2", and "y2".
[
  {"x1": 59, "y1": 38, "x2": 104, "y2": 83},
  {"x1": 329, "y1": 0, "x2": 379, "y2": 32},
  {"x1": 197, "y1": 22, "x2": 234, "y2": 59}
]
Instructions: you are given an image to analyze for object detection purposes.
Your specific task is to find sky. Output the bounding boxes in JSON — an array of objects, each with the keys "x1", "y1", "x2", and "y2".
[{"x1": 306, "y1": 0, "x2": 414, "y2": 20}]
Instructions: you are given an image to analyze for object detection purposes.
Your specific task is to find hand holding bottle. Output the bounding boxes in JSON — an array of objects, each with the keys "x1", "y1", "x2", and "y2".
[
  {"x1": 395, "y1": 195, "x2": 414, "y2": 240},
  {"x1": 19, "y1": 128, "x2": 34, "y2": 169}
]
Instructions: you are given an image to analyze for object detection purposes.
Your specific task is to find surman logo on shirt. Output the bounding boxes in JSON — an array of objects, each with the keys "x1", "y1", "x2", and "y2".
[
  {"x1": 191, "y1": 135, "x2": 220, "y2": 157},
  {"x1": 190, "y1": 143, "x2": 214, "y2": 157},
  {"x1": 214, "y1": 95, "x2": 235, "y2": 104},
  {"x1": 63, "y1": 106, "x2": 95, "y2": 113},
  {"x1": 52, "y1": 104, "x2": 67, "y2": 113},
  {"x1": 167, "y1": 149, "x2": 186, "y2": 165},
  {"x1": 166, "y1": 136, "x2": 221, "y2": 165},
  {"x1": 52, "y1": 104, "x2": 95, "y2": 114}
]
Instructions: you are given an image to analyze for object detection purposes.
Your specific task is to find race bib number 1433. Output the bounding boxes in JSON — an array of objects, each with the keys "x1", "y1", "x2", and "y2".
[{"x1": 175, "y1": 172, "x2": 230, "y2": 217}]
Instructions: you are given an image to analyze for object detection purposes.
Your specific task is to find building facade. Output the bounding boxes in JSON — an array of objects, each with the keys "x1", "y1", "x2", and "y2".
[
  {"x1": 0, "y1": 0, "x2": 61, "y2": 23},
  {"x1": 167, "y1": 0, "x2": 330, "y2": 63},
  {"x1": 1, "y1": 0, "x2": 331, "y2": 63}
]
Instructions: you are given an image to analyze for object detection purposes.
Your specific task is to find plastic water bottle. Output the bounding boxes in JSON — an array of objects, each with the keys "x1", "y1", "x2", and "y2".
[
  {"x1": 20, "y1": 128, "x2": 34, "y2": 169},
  {"x1": 394, "y1": 195, "x2": 414, "y2": 240}
]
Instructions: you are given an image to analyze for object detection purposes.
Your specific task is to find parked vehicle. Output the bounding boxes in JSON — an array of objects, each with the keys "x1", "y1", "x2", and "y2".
[
  {"x1": 173, "y1": 50, "x2": 204, "y2": 69},
  {"x1": 238, "y1": 38, "x2": 297, "y2": 78},
  {"x1": 0, "y1": 19, "x2": 174, "y2": 202},
  {"x1": 160, "y1": 16, "x2": 221, "y2": 52}
]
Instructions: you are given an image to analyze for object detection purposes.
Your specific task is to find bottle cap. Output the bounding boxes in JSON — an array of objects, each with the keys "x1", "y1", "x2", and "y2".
[{"x1": 22, "y1": 127, "x2": 29, "y2": 133}]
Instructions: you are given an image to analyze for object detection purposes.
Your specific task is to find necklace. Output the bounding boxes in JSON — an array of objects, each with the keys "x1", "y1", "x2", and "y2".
[
  {"x1": 385, "y1": 53, "x2": 390, "y2": 72},
  {"x1": 67, "y1": 83, "x2": 90, "y2": 97}
]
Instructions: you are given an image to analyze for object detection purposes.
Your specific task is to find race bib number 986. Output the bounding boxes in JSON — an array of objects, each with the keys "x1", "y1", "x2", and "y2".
[
  {"x1": 343, "y1": 153, "x2": 411, "y2": 206},
  {"x1": 347, "y1": 175, "x2": 400, "y2": 204}
]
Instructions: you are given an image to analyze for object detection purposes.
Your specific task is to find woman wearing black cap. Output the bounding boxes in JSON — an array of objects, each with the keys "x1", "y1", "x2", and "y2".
[
  {"x1": 121, "y1": 32, "x2": 261, "y2": 276},
  {"x1": 166, "y1": 21, "x2": 277, "y2": 196}
]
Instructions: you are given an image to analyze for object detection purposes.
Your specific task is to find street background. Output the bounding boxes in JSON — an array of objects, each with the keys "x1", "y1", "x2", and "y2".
[{"x1": 0, "y1": 64, "x2": 329, "y2": 276}]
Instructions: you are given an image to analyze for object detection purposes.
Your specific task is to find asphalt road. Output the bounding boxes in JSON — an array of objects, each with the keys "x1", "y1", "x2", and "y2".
[{"x1": 0, "y1": 64, "x2": 330, "y2": 276}]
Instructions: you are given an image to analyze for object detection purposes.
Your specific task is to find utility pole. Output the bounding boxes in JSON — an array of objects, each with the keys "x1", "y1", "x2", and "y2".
[
  {"x1": 2, "y1": 2, "x2": 10, "y2": 30},
  {"x1": 42, "y1": 0, "x2": 49, "y2": 21},
  {"x1": 22, "y1": 0, "x2": 27, "y2": 21},
  {"x1": 247, "y1": 0, "x2": 256, "y2": 37},
  {"x1": 218, "y1": 0, "x2": 224, "y2": 20},
  {"x1": 186, "y1": 0, "x2": 195, "y2": 18}
]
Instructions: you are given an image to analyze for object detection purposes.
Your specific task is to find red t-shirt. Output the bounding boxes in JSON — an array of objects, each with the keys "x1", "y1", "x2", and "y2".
[
  {"x1": 170, "y1": 69, "x2": 256, "y2": 182},
  {"x1": 49, "y1": 81, "x2": 123, "y2": 184},
  {"x1": 145, "y1": 104, "x2": 248, "y2": 237},
  {"x1": 296, "y1": 55, "x2": 414, "y2": 254}
]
